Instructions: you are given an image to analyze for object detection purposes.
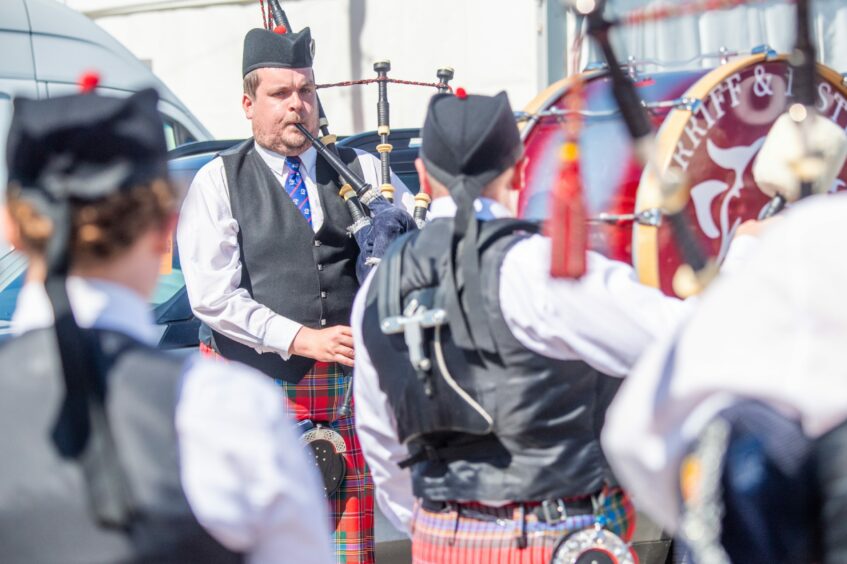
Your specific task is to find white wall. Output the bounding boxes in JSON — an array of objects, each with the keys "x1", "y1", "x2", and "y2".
[
  {"x1": 61, "y1": 0, "x2": 544, "y2": 139},
  {"x1": 60, "y1": 0, "x2": 847, "y2": 140}
]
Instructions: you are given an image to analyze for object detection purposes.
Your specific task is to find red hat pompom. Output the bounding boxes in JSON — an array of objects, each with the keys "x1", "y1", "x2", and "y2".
[
  {"x1": 455, "y1": 87, "x2": 468, "y2": 100},
  {"x1": 273, "y1": 24, "x2": 288, "y2": 34},
  {"x1": 79, "y1": 71, "x2": 100, "y2": 93}
]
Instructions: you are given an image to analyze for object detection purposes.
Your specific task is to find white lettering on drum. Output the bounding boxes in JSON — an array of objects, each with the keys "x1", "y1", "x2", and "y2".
[
  {"x1": 830, "y1": 93, "x2": 847, "y2": 126},
  {"x1": 673, "y1": 142, "x2": 695, "y2": 170},
  {"x1": 785, "y1": 66, "x2": 794, "y2": 98},
  {"x1": 697, "y1": 101, "x2": 717, "y2": 128},
  {"x1": 709, "y1": 87, "x2": 727, "y2": 121},
  {"x1": 725, "y1": 73, "x2": 743, "y2": 108},
  {"x1": 683, "y1": 116, "x2": 709, "y2": 149}
]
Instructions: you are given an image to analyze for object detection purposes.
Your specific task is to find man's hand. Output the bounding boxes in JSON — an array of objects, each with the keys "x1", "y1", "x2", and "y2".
[{"x1": 289, "y1": 325, "x2": 355, "y2": 367}]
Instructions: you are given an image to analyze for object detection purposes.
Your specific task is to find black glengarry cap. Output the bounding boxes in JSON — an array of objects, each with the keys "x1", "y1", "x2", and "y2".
[
  {"x1": 6, "y1": 87, "x2": 168, "y2": 205},
  {"x1": 242, "y1": 26, "x2": 314, "y2": 76},
  {"x1": 420, "y1": 91, "x2": 521, "y2": 194},
  {"x1": 420, "y1": 91, "x2": 522, "y2": 354}
]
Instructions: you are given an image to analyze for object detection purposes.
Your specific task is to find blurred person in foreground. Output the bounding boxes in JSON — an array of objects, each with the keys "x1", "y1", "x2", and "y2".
[{"x1": 0, "y1": 84, "x2": 332, "y2": 563}]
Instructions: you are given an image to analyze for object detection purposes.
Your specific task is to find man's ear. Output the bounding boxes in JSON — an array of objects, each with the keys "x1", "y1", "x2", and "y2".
[
  {"x1": 415, "y1": 158, "x2": 431, "y2": 196},
  {"x1": 242, "y1": 94, "x2": 254, "y2": 120},
  {"x1": 1, "y1": 205, "x2": 22, "y2": 249},
  {"x1": 153, "y1": 213, "x2": 179, "y2": 255}
]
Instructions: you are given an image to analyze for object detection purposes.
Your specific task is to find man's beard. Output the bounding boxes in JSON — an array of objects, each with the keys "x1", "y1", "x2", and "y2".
[{"x1": 256, "y1": 115, "x2": 316, "y2": 155}]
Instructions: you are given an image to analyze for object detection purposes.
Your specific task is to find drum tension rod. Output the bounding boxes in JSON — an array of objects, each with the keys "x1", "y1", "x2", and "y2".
[
  {"x1": 588, "y1": 208, "x2": 662, "y2": 227},
  {"x1": 514, "y1": 97, "x2": 699, "y2": 123}
]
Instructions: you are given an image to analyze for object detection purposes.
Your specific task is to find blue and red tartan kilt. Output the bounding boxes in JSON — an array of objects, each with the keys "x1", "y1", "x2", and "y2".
[
  {"x1": 410, "y1": 487, "x2": 635, "y2": 564},
  {"x1": 199, "y1": 344, "x2": 374, "y2": 564}
]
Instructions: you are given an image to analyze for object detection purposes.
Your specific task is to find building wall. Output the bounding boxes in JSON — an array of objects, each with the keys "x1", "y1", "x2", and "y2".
[
  {"x1": 60, "y1": 0, "x2": 847, "y2": 140},
  {"x1": 62, "y1": 0, "x2": 545, "y2": 139}
]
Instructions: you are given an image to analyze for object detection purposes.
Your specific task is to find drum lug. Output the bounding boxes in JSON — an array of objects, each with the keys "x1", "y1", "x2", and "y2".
[
  {"x1": 841, "y1": 73, "x2": 847, "y2": 88},
  {"x1": 751, "y1": 44, "x2": 778, "y2": 60},
  {"x1": 637, "y1": 207, "x2": 663, "y2": 227},
  {"x1": 589, "y1": 208, "x2": 661, "y2": 227},
  {"x1": 718, "y1": 46, "x2": 737, "y2": 65},
  {"x1": 680, "y1": 97, "x2": 702, "y2": 113}
]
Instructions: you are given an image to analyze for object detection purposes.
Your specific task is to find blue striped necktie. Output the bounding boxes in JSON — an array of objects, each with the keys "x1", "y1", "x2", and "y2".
[{"x1": 284, "y1": 156, "x2": 311, "y2": 226}]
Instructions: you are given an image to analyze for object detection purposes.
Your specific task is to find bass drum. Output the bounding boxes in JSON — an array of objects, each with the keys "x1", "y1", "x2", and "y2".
[
  {"x1": 518, "y1": 66, "x2": 711, "y2": 263},
  {"x1": 634, "y1": 53, "x2": 847, "y2": 295}
]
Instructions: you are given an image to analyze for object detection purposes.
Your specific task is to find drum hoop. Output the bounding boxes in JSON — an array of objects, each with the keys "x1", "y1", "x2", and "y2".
[
  {"x1": 518, "y1": 71, "x2": 604, "y2": 140},
  {"x1": 632, "y1": 54, "x2": 847, "y2": 290}
]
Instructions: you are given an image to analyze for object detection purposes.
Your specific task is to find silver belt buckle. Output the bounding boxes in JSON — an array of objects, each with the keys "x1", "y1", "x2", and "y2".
[{"x1": 542, "y1": 499, "x2": 568, "y2": 524}]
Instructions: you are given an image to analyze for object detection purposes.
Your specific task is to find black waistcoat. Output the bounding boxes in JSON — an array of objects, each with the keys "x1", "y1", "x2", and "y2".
[
  {"x1": 361, "y1": 218, "x2": 620, "y2": 502},
  {"x1": 213, "y1": 140, "x2": 361, "y2": 383},
  {"x1": 0, "y1": 328, "x2": 242, "y2": 563}
]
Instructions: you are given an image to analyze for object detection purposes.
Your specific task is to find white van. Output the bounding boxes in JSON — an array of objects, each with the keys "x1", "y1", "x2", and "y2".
[
  {"x1": 0, "y1": 0, "x2": 212, "y2": 181},
  {"x1": 0, "y1": 0, "x2": 212, "y2": 255}
]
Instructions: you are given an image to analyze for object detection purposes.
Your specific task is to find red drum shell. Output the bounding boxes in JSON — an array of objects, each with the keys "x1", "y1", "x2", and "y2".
[
  {"x1": 517, "y1": 68, "x2": 709, "y2": 263},
  {"x1": 634, "y1": 55, "x2": 847, "y2": 295}
]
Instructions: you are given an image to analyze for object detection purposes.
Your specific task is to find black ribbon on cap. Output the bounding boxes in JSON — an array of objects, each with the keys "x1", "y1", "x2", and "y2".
[{"x1": 425, "y1": 158, "x2": 518, "y2": 355}]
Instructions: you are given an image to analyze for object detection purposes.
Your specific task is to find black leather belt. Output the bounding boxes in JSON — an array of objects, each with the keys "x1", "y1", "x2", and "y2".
[{"x1": 420, "y1": 497, "x2": 595, "y2": 525}]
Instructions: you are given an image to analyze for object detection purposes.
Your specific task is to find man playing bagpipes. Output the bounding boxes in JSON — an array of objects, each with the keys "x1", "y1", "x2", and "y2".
[
  {"x1": 347, "y1": 90, "x2": 760, "y2": 562},
  {"x1": 176, "y1": 23, "x2": 414, "y2": 563}
]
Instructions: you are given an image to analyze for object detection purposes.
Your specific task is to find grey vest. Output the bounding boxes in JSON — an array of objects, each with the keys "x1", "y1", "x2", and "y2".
[
  {"x1": 213, "y1": 140, "x2": 361, "y2": 383},
  {"x1": 0, "y1": 328, "x2": 242, "y2": 563},
  {"x1": 361, "y1": 218, "x2": 621, "y2": 502}
]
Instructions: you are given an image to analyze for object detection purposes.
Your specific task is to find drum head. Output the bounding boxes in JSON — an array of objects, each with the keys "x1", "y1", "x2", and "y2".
[
  {"x1": 633, "y1": 54, "x2": 847, "y2": 295},
  {"x1": 518, "y1": 68, "x2": 708, "y2": 263}
]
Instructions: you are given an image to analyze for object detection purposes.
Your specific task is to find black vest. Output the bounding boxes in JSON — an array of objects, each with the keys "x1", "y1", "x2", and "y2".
[
  {"x1": 361, "y1": 218, "x2": 621, "y2": 502},
  {"x1": 0, "y1": 328, "x2": 242, "y2": 563},
  {"x1": 213, "y1": 140, "x2": 361, "y2": 383}
]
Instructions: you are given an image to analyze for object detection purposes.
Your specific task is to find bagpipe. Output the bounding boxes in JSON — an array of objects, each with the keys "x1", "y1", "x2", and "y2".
[{"x1": 516, "y1": 0, "x2": 847, "y2": 298}]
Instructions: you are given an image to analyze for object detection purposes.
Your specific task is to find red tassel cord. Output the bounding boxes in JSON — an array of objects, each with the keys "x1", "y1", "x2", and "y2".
[{"x1": 547, "y1": 76, "x2": 588, "y2": 279}]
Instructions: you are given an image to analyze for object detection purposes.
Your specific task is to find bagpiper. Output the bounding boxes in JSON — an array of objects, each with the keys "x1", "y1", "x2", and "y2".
[
  {"x1": 351, "y1": 90, "x2": 720, "y2": 562},
  {"x1": 177, "y1": 24, "x2": 413, "y2": 563}
]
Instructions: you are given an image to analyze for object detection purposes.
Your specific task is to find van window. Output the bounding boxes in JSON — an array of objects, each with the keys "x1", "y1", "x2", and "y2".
[{"x1": 162, "y1": 114, "x2": 198, "y2": 150}]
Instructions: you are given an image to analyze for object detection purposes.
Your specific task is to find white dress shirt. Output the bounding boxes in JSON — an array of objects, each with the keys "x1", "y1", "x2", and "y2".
[
  {"x1": 602, "y1": 194, "x2": 847, "y2": 534},
  {"x1": 177, "y1": 143, "x2": 413, "y2": 360},
  {"x1": 12, "y1": 277, "x2": 333, "y2": 564},
  {"x1": 351, "y1": 196, "x2": 700, "y2": 534}
]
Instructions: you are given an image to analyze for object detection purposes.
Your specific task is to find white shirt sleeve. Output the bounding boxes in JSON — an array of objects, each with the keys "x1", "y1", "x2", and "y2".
[
  {"x1": 500, "y1": 235, "x2": 691, "y2": 377},
  {"x1": 351, "y1": 272, "x2": 416, "y2": 535},
  {"x1": 601, "y1": 199, "x2": 847, "y2": 533},
  {"x1": 176, "y1": 356, "x2": 334, "y2": 564},
  {"x1": 176, "y1": 158, "x2": 303, "y2": 359}
]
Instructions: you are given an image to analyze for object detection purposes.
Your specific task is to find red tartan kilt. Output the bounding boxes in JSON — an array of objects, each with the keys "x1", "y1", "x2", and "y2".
[{"x1": 276, "y1": 361, "x2": 375, "y2": 563}]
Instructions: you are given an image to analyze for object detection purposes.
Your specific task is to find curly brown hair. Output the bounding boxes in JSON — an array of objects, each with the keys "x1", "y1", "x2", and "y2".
[{"x1": 6, "y1": 179, "x2": 176, "y2": 265}]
